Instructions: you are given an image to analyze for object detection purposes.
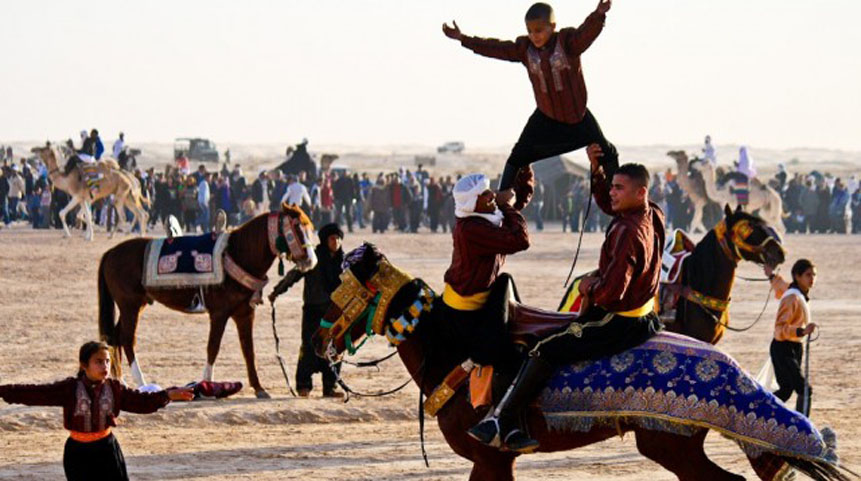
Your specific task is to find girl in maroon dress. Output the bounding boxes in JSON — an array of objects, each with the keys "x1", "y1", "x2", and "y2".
[{"x1": 0, "y1": 341, "x2": 192, "y2": 481}]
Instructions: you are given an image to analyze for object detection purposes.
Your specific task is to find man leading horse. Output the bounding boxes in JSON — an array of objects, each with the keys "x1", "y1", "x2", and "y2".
[{"x1": 469, "y1": 144, "x2": 666, "y2": 453}]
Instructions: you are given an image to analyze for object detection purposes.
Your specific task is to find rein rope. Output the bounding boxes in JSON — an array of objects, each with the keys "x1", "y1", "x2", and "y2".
[
  {"x1": 269, "y1": 301, "x2": 297, "y2": 397},
  {"x1": 322, "y1": 293, "x2": 416, "y2": 401},
  {"x1": 563, "y1": 170, "x2": 593, "y2": 288}
]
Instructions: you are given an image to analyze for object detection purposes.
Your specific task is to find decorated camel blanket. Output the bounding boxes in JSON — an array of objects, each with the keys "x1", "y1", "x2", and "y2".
[
  {"x1": 142, "y1": 233, "x2": 230, "y2": 289},
  {"x1": 539, "y1": 331, "x2": 835, "y2": 464}
]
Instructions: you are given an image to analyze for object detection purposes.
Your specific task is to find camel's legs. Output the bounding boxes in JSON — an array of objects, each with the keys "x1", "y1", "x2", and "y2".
[
  {"x1": 58, "y1": 196, "x2": 80, "y2": 237},
  {"x1": 82, "y1": 200, "x2": 95, "y2": 241}
]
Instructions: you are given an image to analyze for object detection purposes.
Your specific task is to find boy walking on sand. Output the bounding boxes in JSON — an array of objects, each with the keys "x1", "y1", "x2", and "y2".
[{"x1": 443, "y1": 0, "x2": 617, "y2": 190}]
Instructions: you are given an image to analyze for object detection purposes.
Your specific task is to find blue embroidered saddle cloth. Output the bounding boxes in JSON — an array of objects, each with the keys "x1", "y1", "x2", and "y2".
[
  {"x1": 142, "y1": 233, "x2": 230, "y2": 289},
  {"x1": 539, "y1": 332, "x2": 835, "y2": 464}
]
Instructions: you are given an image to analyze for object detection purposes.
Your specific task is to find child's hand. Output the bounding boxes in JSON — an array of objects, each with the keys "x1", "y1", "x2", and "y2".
[
  {"x1": 803, "y1": 323, "x2": 818, "y2": 336},
  {"x1": 167, "y1": 387, "x2": 194, "y2": 402},
  {"x1": 597, "y1": 0, "x2": 612, "y2": 14},
  {"x1": 442, "y1": 21, "x2": 463, "y2": 41}
]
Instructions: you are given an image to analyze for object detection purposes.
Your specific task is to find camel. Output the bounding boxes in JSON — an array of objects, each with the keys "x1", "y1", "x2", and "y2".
[
  {"x1": 666, "y1": 150, "x2": 715, "y2": 233},
  {"x1": 691, "y1": 159, "x2": 785, "y2": 232},
  {"x1": 36, "y1": 145, "x2": 148, "y2": 241}
]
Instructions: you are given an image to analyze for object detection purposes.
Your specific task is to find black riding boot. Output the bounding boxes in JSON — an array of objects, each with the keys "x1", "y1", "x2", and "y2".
[{"x1": 467, "y1": 356, "x2": 553, "y2": 453}]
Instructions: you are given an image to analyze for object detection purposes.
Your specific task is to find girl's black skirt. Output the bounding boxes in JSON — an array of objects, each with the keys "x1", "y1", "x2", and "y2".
[{"x1": 63, "y1": 433, "x2": 128, "y2": 481}]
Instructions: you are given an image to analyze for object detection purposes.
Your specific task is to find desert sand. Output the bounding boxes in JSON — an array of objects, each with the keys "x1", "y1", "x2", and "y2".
[{"x1": 0, "y1": 223, "x2": 858, "y2": 480}]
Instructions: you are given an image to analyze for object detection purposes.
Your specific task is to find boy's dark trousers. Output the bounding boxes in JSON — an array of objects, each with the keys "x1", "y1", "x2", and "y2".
[
  {"x1": 297, "y1": 304, "x2": 340, "y2": 393},
  {"x1": 499, "y1": 108, "x2": 618, "y2": 190},
  {"x1": 770, "y1": 339, "x2": 811, "y2": 416}
]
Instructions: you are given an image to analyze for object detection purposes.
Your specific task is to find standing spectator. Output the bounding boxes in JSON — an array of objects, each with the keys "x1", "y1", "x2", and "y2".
[
  {"x1": 281, "y1": 175, "x2": 312, "y2": 209},
  {"x1": 175, "y1": 152, "x2": 190, "y2": 176},
  {"x1": 197, "y1": 172, "x2": 211, "y2": 232},
  {"x1": 829, "y1": 178, "x2": 850, "y2": 234},
  {"x1": 112, "y1": 132, "x2": 125, "y2": 159},
  {"x1": 332, "y1": 171, "x2": 354, "y2": 232},
  {"x1": 851, "y1": 182, "x2": 861, "y2": 234},
  {"x1": 216, "y1": 175, "x2": 232, "y2": 224},
  {"x1": 368, "y1": 176, "x2": 391, "y2": 233},
  {"x1": 38, "y1": 184, "x2": 52, "y2": 229},
  {"x1": 813, "y1": 179, "x2": 831, "y2": 233},
  {"x1": 352, "y1": 173, "x2": 366, "y2": 229},
  {"x1": 532, "y1": 177, "x2": 545, "y2": 231},
  {"x1": 251, "y1": 169, "x2": 271, "y2": 215},
  {"x1": 390, "y1": 175, "x2": 410, "y2": 232},
  {"x1": 181, "y1": 177, "x2": 199, "y2": 233},
  {"x1": 230, "y1": 165, "x2": 247, "y2": 221},
  {"x1": 408, "y1": 178, "x2": 423, "y2": 233},
  {"x1": 440, "y1": 176, "x2": 455, "y2": 233},
  {"x1": 426, "y1": 177, "x2": 443, "y2": 232},
  {"x1": 358, "y1": 173, "x2": 372, "y2": 228},
  {"x1": 319, "y1": 172, "x2": 334, "y2": 224},
  {"x1": 7, "y1": 165, "x2": 25, "y2": 222},
  {"x1": 799, "y1": 179, "x2": 819, "y2": 233},
  {"x1": 0, "y1": 166, "x2": 9, "y2": 225},
  {"x1": 270, "y1": 171, "x2": 287, "y2": 213}
]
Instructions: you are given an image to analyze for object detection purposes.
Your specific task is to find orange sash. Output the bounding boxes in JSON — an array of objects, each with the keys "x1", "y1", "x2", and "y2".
[{"x1": 69, "y1": 428, "x2": 111, "y2": 443}]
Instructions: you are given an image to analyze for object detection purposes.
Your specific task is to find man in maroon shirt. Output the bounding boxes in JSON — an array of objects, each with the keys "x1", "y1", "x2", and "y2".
[
  {"x1": 469, "y1": 144, "x2": 665, "y2": 453},
  {"x1": 443, "y1": 0, "x2": 617, "y2": 191},
  {"x1": 441, "y1": 167, "x2": 533, "y2": 379}
]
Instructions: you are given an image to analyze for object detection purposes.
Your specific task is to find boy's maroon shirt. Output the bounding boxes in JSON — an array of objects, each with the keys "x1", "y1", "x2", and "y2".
[
  {"x1": 0, "y1": 374, "x2": 170, "y2": 432},
  {"x1": 459, "y1": 10, "x2": 606, "y2": 125}
]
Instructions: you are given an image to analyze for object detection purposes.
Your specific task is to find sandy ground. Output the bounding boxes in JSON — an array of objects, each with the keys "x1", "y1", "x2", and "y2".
[{"x1": 0, "y1": 223, "x2": 859, "y2": 480}]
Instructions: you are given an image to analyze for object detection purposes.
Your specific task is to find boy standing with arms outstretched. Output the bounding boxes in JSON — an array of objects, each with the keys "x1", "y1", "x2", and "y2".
[{"x1": 443, "y1": 0, "x2": 617, "y2": 190}]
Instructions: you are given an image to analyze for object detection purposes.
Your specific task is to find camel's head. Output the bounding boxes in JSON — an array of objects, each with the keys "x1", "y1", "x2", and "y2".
[{"x1": 666, "y1": 150, "x2": 688, "y2": 165}]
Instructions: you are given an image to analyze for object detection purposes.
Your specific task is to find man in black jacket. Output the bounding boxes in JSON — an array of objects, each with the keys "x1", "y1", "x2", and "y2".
[{"x1": 268, "y1": 223, "x2": 346, "y2": 398}]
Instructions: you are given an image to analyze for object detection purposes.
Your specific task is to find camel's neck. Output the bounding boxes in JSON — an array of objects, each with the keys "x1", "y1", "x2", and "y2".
[{"x1": 699, "y1": 168, "x2": 721, "y2": 200}]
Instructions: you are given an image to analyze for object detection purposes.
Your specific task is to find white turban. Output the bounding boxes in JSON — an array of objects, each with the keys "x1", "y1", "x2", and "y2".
[{"x1": 453, "y1": 173, "x2": 503, "y2": 226}]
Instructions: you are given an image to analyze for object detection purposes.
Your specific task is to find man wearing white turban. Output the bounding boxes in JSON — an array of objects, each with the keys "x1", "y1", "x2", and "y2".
[{"x1": 441, "y1": 167, "x2": 534, "y2": 419}]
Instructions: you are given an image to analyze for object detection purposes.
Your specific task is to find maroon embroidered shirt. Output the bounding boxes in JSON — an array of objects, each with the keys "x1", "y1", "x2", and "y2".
[
  {"x1": 589, "y1": 167, "x2": 666, "y2": 313},
  {"x1": 459, "y1": 10, "x2": 606, "y2": 125},
  {"x1": 0, "y1": 375, "x2": 170, "y2": 432}
]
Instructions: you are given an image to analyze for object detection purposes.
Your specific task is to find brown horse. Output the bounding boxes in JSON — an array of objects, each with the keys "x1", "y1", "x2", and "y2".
[
  {"x1": 98, "y1": 205, "x2": 317, "y2": 398},
  {"x1": 313, "y1": 245, "x2": 849, "y2": 481}
]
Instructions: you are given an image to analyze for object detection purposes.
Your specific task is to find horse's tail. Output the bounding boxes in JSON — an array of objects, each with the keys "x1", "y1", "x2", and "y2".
[
  {"x1": 779, "y1": 455, "x2": 854, "y2": 481},
  {"x1": 98, "y1": 253, "x2": 123, "y2": 378}
]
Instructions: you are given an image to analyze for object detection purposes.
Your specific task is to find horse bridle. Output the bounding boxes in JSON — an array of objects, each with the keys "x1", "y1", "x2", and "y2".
[
  {"x1": 268, "y1": 212, "x2": 313, "y2": 263},
  {"x1": 714, "y1": 219, "x2": 783, "y2": 266}
]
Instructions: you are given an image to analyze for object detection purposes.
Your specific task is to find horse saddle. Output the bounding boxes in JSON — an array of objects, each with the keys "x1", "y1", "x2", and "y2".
[
  {"x1": 507, "y1": 303, "x2": 578, "y2": 347},
  {"x1": 142, "y1": 233, "x2": 230, "y2": 289}
]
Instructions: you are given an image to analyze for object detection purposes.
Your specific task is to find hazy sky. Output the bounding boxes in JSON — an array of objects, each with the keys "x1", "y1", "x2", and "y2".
[{"x1": 2, "y1": 1, "x2": 860, "y2": 150}]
